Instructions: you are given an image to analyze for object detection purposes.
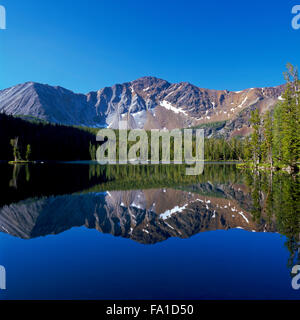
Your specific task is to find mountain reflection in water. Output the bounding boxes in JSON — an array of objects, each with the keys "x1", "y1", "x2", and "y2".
[
  {"x1": 0, "y1": 163, "x2": 299, "y2": 300},
  {"x1": 0, "y1": 164, "x2": 298, "y2": 251}
]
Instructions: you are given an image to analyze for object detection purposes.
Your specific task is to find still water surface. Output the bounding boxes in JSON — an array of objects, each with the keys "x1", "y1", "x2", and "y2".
[{"x1": 0, "y1": 163, "x2": 299, "y2": 299}]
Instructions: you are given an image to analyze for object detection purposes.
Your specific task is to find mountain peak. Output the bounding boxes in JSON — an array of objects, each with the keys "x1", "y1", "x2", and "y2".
[{"x1": 0, "y1": 78, "x2": 285, "y2": 137}]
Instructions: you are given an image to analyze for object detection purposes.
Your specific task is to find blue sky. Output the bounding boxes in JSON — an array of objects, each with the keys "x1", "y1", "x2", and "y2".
[{"x1": 0, "y1": 0, "x2": 300, "y2": 93}]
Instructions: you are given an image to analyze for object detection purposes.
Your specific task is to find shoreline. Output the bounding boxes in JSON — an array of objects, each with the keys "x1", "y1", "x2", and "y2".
[
  {"x1": 236, "y1": 162, "x2": 299, "y2": 174},
  {"x1": 1, "y1": 160, "x2": 242, "y2": 165}
]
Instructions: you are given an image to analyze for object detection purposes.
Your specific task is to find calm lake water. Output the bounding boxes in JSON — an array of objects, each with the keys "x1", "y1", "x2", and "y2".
[{"x1": 0, "y1": 163, "x2": 299, "y2": 300}]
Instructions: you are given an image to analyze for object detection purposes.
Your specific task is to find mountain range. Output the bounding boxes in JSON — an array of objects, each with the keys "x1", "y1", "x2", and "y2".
[
  {"x1": 0, "y1": 186, "x2": 276, "y2": 244},
  {"x1": 0, "y1": 77, "x2": 285, "y2": 138}
]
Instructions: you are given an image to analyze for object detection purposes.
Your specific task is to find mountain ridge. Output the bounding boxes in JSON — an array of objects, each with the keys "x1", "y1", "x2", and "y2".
[{"x1": 0, "y1": 77, "x2": 285, "y2": 137}]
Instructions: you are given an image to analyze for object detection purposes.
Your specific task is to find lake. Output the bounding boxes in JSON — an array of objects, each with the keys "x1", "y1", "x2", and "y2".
[{"x1": 0, "y1": 163, "x2": 299, "y2": 300}]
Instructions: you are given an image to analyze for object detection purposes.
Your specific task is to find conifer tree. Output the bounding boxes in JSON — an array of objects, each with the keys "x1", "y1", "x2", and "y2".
[
  {"x1": 272, "y1": 105, "x2": 283, "y2": 165},
  {"x1": 10, "y1": 137, "x2": 21, "y2": 161},
  {"x1": 244, "y1": 136, "x2": 252, "y2": 161},
  {"x1": 262, "y1": 111, "x2": 273, "y2": 167},
  {"x1": 25, "y1": 144, "x2": 32, "y2": 161},
  {"x1": 280, "y1": 63, "x2": 300, "y2": 169},
  {"x1": 250, "y1": 109, "x2": 262, "y2": 166}
]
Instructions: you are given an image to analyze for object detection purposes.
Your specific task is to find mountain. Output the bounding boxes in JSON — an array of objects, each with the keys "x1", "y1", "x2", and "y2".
[
  {"x1": 0, "y1": 186, "x2": 276, "y2": 244},
  {"x1": 0, "y1": 82, "x2": 104, "y2": 127},
  {"x1": 0, "y1": 78, "x2": 285, "y2": 137}
]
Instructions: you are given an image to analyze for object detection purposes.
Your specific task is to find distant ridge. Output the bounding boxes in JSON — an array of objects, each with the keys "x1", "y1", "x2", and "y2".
[{"x1": 0, "y1": 77, "x2": 285, "y2": 138}]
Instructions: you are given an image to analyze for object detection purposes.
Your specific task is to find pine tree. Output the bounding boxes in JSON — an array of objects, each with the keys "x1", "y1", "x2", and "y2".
[
  {"x1": 272, "y1": 105, "x2": 283, "y2": 165},
  {"x1": 25, "y1": 144, "x2": 32, "y2": 161},
  {"x1": 262, "y1": 111, "x2": 273, "y2": 167},
  {"x1": 10, "y1": 137, "x2": 21, "y2": 161},
  {"x1": 250, "y1": 109, "x2": 262, "y2": 166},
  {"x1": 280, "y1": 64, "x2": 300, "y2": 169},
  {"x1": 89, "y1": 142, "x2": 96, "y2": 160},
  {"x1": 244, "y1": 136, "x2": 252, "y2": 161}
]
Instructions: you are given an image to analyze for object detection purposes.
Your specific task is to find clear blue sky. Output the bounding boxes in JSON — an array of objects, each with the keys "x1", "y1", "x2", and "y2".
[{"x1": 1, "y1": 0, "x2": 300, "y2": 93}]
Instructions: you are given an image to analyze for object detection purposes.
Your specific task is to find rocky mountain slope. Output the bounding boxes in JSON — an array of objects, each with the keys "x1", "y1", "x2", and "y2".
[{"x1": 0, "y1": 78, "x2": 285, "y2": 137}]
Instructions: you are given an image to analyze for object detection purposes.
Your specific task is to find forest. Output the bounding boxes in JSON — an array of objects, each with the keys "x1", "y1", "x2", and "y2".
[
  {"x1": 242, "y1": 64, "x2": 300, "y2": 173},
  {"x1": 0, "y1": 113, "x2": 248, "y2": 162},
  {"x1": 0, "y1": 114, "x2": 96, "y2": 161}
]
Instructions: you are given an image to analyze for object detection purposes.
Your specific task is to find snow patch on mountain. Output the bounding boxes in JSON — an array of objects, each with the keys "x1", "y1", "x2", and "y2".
[{"x1": 159, "y1": 100, "x2": 188, "y2": 116}]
